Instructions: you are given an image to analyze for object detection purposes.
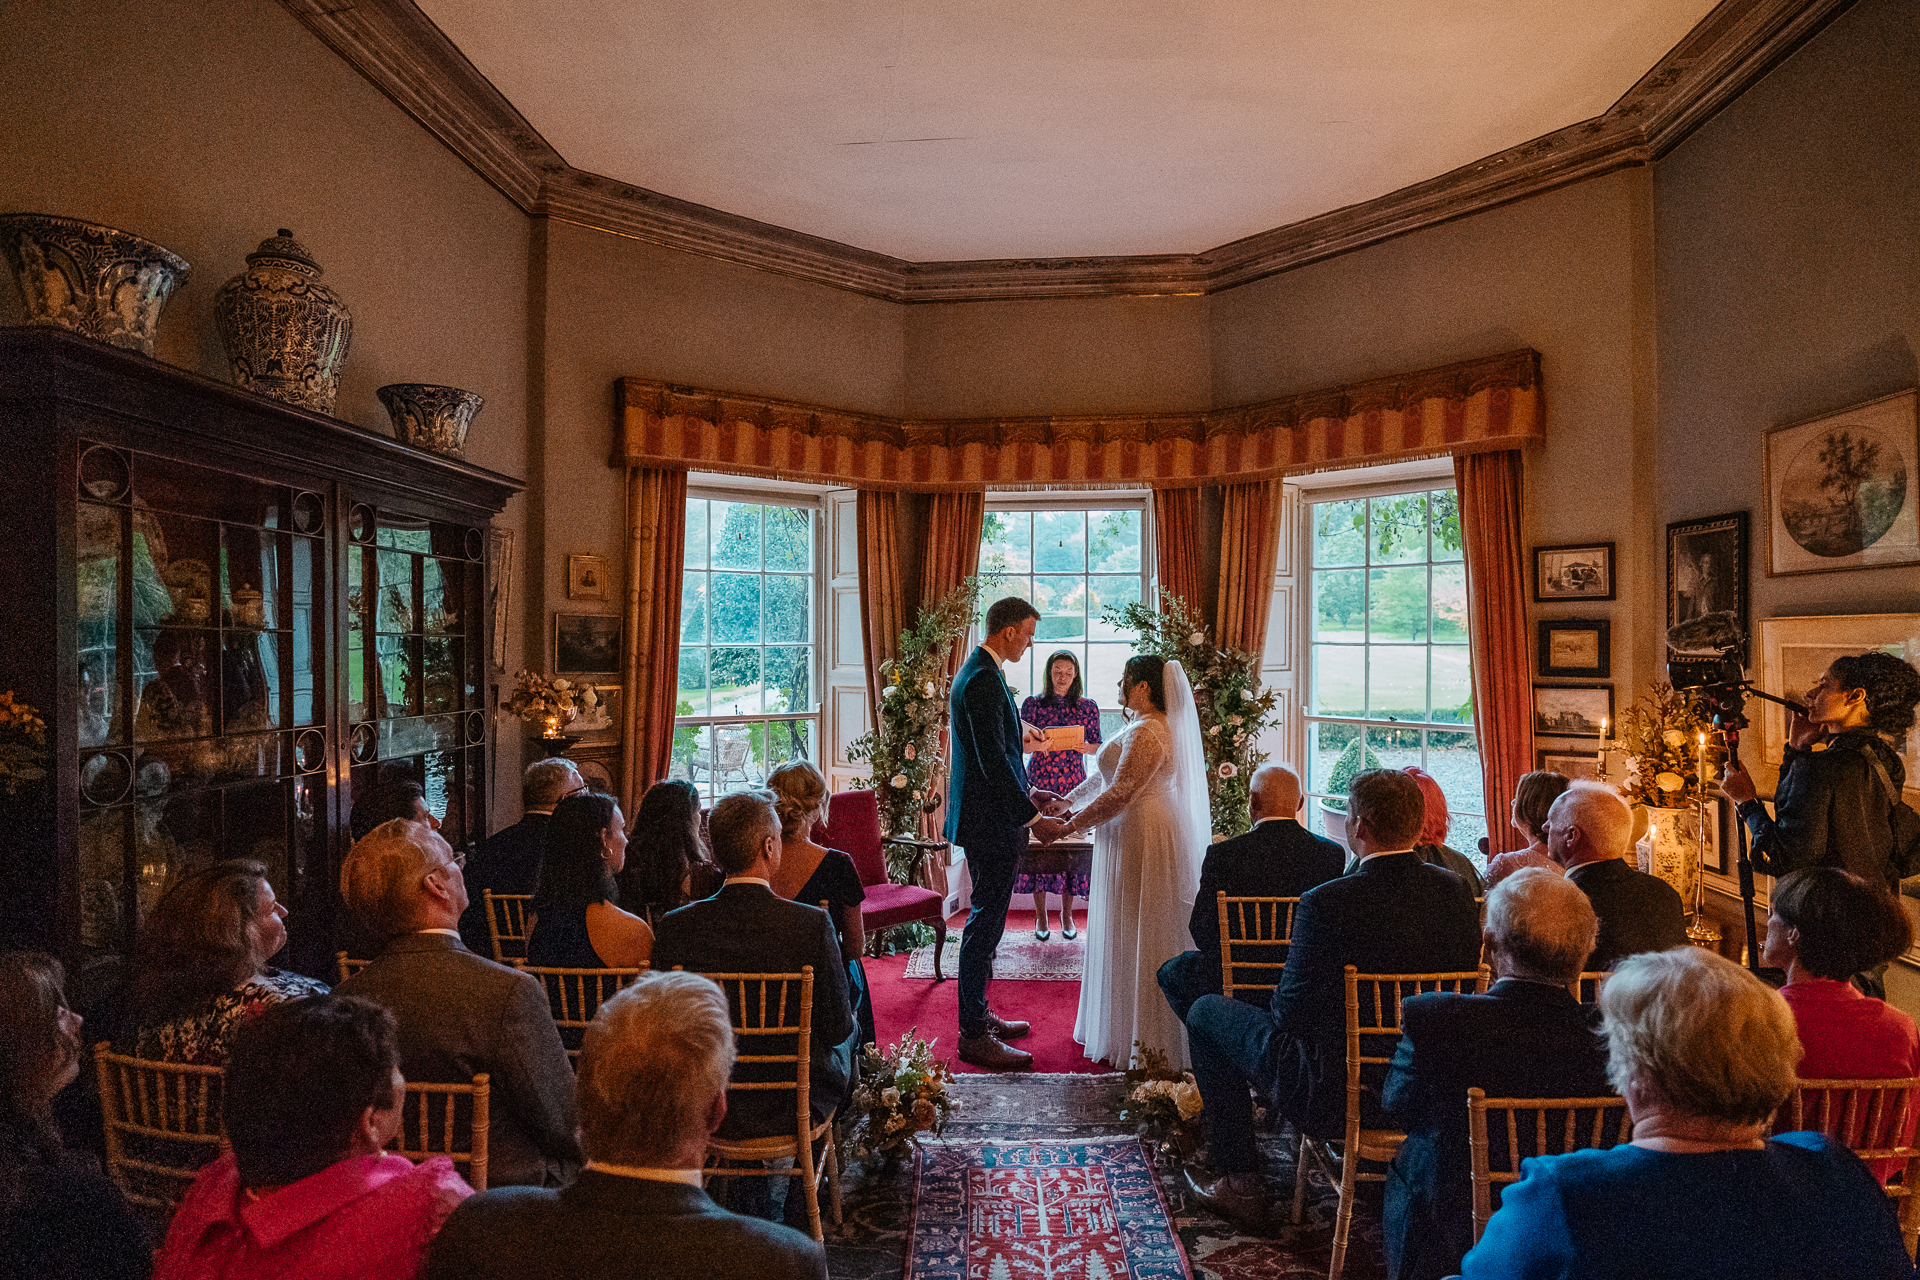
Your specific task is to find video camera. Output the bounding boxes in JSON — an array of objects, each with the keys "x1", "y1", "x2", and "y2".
[{"x1": 1664, "y1": 610, "x2": 1804, "y2": 731}]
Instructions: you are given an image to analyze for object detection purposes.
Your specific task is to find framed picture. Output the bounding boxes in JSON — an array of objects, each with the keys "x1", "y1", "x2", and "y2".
[
  {"x1": 567, "y1": 553, "x2": 608, "y2": 601},
  {"x1": 1533, "y1": 542, "x2": 1615, "y2": 602},
  {"x1": 1756, "y1": 613, "x2": 1920, "y2": 779},
  {"x1": 1666, "y1": 511, "x2": 1749, "y2": 661},
  {"x1": 1532, "y1": 683, "x2": 1613, "y2": 738},
  {"x1": 1538, "y1": 749, "x2": 1602, "y2": 781},
  {"x1": 1538, "y1": 619, "x2": 1610, "y2": 678},
  {"x1": 1763, "y1": 390, "x2": 1920, "y2": 578},
  {"x1": 554, "y1": 613, "x2": 623, "y2": 675}
]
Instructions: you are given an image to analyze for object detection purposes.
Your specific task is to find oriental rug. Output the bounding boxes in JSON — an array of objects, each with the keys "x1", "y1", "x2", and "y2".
[{"x1": 903, "y1": 928, "x2": 1084, "y2": 981}]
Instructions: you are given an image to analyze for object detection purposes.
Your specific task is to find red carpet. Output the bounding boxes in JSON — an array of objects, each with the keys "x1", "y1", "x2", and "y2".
[{"x1": 867, "y1": 908, "x2": 1108, "y2": 1075}]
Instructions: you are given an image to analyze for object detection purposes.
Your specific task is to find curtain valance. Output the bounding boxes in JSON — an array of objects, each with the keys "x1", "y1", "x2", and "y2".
[{"x1": 615, "y1": 349, "x2": 1542, "y2": 490}]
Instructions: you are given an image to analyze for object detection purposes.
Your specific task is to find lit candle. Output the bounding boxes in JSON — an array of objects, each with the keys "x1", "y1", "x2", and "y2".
[{"x1": 1697, "y1": 731, "x2": 1707, "y2": 793}]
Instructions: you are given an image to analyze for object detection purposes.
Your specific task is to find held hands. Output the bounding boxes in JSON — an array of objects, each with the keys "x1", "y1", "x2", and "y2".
[
  {"x1": 1028, "y1": 787, "x2": 1070, "y2": 816},
  {"x1": 1031, "y1": 815, "x2": 1075, "y2": 845}
]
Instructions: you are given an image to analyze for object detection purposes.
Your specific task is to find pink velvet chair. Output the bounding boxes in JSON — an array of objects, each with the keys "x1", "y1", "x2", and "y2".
[{"x1": 816, "y1": 789, "x2": 950, "y2": 980}]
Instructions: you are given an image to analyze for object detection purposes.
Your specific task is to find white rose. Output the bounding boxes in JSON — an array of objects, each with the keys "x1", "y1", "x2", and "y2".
[
  {"x1": 1189, "y1": 631, "x2": 1206, "y2": 645},
  {"x1": 890, "y1": 773, "x2": 908, "y2": 788},
  {"x1": 1173, "y1": 1081, "x2": 1203, "y2": 1120},
  {"x1": 1208, "y1": 725, "x2": 1222, "y2": 736},
  {"x1": 882, "y1": 685, "x2": 900, "y2": 700},
  {"x1": 553, "y1": 678, "x2": 571, "y2": 690},
  {"x1": 924, "y1": 680, "x2": 937, "y2": 697},
  {"x1": 1211, "y1": 832, "x2": 1226, "y2": 843},
  {"x1": 1218, "y1": 762, "x2": 1237, "y2": 779},
  {"x1": 1129, "y1": 1083, "x2": 1152, "y2": 1103},
  {"x1": 1661, "y1": 729, "x2": 1687, "y2": 749},
  {"x1": 1228, "y1": 714, "x2": 1243, "y2": 726},
  {"x1": 905, "y1": 743, "x2": 916, "y2": 760},
  {"x1": 1654, "y1": 771, "x2": 1684, "y2": 792},
  {"x1": 882, "y1": 1087, "x2": 901, "y2": 1108}
]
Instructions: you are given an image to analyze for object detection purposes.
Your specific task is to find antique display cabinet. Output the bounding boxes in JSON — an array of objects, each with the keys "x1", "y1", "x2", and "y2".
[{"x1": 0, "y1": 329, "x2": 522, "y2": 986}]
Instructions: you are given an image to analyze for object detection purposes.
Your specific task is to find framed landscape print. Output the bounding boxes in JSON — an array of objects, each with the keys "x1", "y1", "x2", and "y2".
[
  {"x1": 1533, "y1": 542, "x2": 1615, "y2": 602},
  {"x1": 1538, "y1": 749, "x2": 1602, "y2": 781},
  {"x1": 1532, "y1": 684, "x2": 1613, "y2": 738},
  {"x1": 554, "y1": 613, "x2": 623, "y2": 675},
  {"x1": 1763, "y1": 390, "x2": 1919, "y2": 577},
  {"x1": 1756, "y1": 613, "x2": 1920, "y2": 779},
  {"x1": 1666, "y1": 511, "x2": 1749, "y2": 661},
  {"x1": 1538, "y1": 619, "x2": 1610, "y2": 678}
]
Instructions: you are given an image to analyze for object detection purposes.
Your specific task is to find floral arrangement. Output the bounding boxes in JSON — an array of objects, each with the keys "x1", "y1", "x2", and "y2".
[
  {"x1": 500, "y1": 671, "x2": 600, "y2": 732},
  {"x1": 846, "y1": 1028, "x2": 957, "y2": 1163},
  {"x1": 1615, "y1": 682, "x2": 1722, "y2": 808},
  {"x1": 0, "y1": 691, "x2": 47, "y2": 795},
  {"x1": 1102, "y1": 590, "x2": 1282, "y2": 839},
  {"x1": 1118, "y1": 1043, "x2": 1203, "y2": 1159},
  {"x1": 848, "y1": 576, "x2": 994, "y2": 846}
]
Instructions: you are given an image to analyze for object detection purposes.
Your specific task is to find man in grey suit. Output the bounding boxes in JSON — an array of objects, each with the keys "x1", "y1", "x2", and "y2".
[
  {"x1": 1546, "y1": 782, "x2": 1687, "y2": 969},
  {"x1": 425, "y1": 970, "x2": 825, "y2": 1280},
  {"x1": 336, "y1": 818, "x2": 582, "y2": 1188}
]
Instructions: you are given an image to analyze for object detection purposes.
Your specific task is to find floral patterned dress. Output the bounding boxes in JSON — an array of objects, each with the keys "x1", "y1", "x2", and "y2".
[
  {"x1": 133, "y1": 968, "x2": 330, "y2": 1066},
  {"x1": 1014, "y1": 694, "x2": 1103, "y2": 899}
]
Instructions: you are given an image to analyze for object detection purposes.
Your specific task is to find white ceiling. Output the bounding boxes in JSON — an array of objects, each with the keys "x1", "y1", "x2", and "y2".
[{"x1": 418, "y1": 0, "x2": 1718, "y2": 262}]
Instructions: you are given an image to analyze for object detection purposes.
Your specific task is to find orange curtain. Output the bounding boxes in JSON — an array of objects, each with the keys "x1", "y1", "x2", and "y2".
[
  {"x1": 856, "y1": 490, "x2": 907, "y2": 722},
  {"x1": 917, "y1": 490, "x2": 986, "y2": 685},
  {"x1": 618, "y1": 467, "x2": 688, "y2": 813},
  {"x1": 1454, "y1": 450, "x2": 1534, "y2": 856},
  {"x1": 1152, "y1": 487, "x2": 1203, "y2": 616},
  {"x1": 1215, "y1": 478, "x2": 1283, "y2": 656}
]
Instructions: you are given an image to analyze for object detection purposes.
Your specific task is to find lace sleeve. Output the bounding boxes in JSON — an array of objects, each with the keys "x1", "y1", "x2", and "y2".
[{"x1": 1068, "y1": 719, "x2": 1171, "y2": 834}]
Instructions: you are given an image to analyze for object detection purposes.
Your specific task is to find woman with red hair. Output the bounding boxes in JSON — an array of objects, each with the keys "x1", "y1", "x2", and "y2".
[{"x1": 1403, "y1": 767, "x2": 1485, "y2": 895}]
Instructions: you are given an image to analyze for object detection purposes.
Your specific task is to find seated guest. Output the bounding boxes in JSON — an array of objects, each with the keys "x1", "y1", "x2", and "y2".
[
  {"x1": 1381, "y1": 868, "x2": 1615, "y2": 1280},
  {"x1": 1461, "y1": 947, "x2": 1915, "y2": 1279},
  {"x1": 616, "y1": 777, "x2": 722, "y2": 921},
  {"x1": 1484, "y1": 770, "x2": 1571, "y2": 888},
  {"x1": 336, "y1": 820, "x2": 581, "y2": 1188},
  {"x1": 1765, "y1": 866, "x2": 1919, "y2": 1183},
  {"x1": 1547, "y1": 782, "x2": 1687, "y2": 969},
  {"x1": 458, "y1": 759, "x2": 583, "y2": 956},
  {"x1": 124, "y1": 859, "x2": 328, "y2": 1065},
  {"x1": 423, "y1": 971, "x2": 826, "y2": 1280},
  {"x1": 1182, "y1": 770, "x2": 1482, "y2": 1227},
  {"x1": 154, "y1": 995, "x2": 471, "y2": 1280},
  {"x1": 526, "y1": 793, "x2": 653, "y2": 970},
  {"x1": 349, "y1": 776, "x2": 442, "y2": 842},
  {"x1": 0, "y1": 951, "x2": 149, "y2": 1280},
  {"x1": 1404, "y1": 766, "x2": 1485, "y2": 894},
  {"x1": 1156, "y1": 764, "x2": 1345, "y2": 1022},
  {"x1": 766, "y1": 760, "x2": 874, "y2": 1054}
]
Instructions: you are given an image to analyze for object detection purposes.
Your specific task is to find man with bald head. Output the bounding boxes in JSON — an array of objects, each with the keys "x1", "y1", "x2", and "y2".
[
  {"x1": 1157, "y1": 765, "x2": 1345, "y2": 1022},
  {"x1": 1545, "y1": 782, "x2": 1686, "y2": 970}
]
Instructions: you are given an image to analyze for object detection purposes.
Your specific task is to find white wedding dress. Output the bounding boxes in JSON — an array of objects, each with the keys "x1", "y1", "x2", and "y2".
[{"x1": 1065, "y1": 664, "x2": 1209, "y2": 1070}]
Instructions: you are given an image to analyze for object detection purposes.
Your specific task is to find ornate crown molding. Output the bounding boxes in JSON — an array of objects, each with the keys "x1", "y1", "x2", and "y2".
[{"x1": 280, "y1": 0, "x2": 1854, "y2": 303}]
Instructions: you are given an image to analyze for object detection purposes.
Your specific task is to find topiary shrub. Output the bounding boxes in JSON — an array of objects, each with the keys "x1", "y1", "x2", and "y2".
[{"x1": 1322, "y1": 736, "x2": 1382, "y2": 812}]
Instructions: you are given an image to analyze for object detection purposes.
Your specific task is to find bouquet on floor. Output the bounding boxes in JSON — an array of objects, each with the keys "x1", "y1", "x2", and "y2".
[
  {"x1": 846, "y1": 1028, "x2": 957, "y2": 1164},
  {"x1": 1119, "y1": 1043, "x2": 1203, "y2": 1161},
  {"x1": 0, "y1": 691, "x2": 48, "y2": 795}
]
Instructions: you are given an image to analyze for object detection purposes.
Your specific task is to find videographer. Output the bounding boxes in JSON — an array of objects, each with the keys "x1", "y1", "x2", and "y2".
[{"x1": 1720, "y1": 652, "x2": 1920, "y2": 896}]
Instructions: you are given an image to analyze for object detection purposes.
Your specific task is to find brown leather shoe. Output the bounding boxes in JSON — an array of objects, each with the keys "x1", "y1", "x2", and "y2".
[
  {"x1": 984, "y1": 1010, "x2": 1031, "y2": 1040},
  {"x1": 1184, "y1": 1168, "x2": 1271, "y2": 1230},
  {"x1": 958, "y1": 1032, "x2": 1034, "y2": 1072}
]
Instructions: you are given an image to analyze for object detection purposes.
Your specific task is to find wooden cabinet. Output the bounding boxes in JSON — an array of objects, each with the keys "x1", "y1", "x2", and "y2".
[{"x1": 0, "y1": 329, "x2": 522, "y2": 985}]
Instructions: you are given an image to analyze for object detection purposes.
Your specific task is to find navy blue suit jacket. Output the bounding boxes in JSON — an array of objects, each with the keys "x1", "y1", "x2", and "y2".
[
  {"x1": 1188, "y1": 817, "x2": 1346, "y2": 965},
  {"x1": 458, "y1": 812, "x2": 551, "y2": 956},
  {"x1": 1565, "y1": 857, "x2": 1687, "y2": 970},
  {"x1": 943, "y1": 645, "x2": 1035, "y2": 850}
]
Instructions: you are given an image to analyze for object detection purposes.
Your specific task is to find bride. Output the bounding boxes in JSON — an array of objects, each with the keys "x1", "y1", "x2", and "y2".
[{"x1": 1036, "y1": 654, "x2": 1209, "y2": 1069}]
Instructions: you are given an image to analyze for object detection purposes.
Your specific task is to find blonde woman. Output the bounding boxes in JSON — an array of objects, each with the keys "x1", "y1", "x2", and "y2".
[{"x1": 767, "y1": 761, "x2": 874, "y2": 1052}]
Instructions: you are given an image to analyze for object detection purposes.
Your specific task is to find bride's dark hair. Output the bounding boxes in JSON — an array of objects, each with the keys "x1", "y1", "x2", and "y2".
[{"x1": 1122, "y1": 655, "x2": 1168, "y2": 713}]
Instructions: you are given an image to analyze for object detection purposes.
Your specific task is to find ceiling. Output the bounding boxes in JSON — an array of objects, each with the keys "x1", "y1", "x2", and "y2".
[{"x1": 416, "y1": 0, "x2": 1719, "y2": 262}]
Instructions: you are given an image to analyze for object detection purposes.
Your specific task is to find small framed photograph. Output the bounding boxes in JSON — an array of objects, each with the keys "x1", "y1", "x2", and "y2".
[
  {"x1": 1667, "y1": 511, "x2": 1749, "y2": 661},
  {"x1": 1763, "y1": 390, "x2": 1919, "y2": 578},
  {"x1": 567, "y1": 553, "x2": 608, "y2": 601},
  {"x1": 1533, "y1": 684, "x2": 1613, "y2": 738},
  {"x1": 1538, "y1": 619, "x2": 1610, "y2": 678},
  {"x1": 554, "y1": 613, "x2": 623, "y2": 675},
  {"x1": 1533, "y1": 542, "x2": 1615, "y2": 602},
  {"x1": 1538, "y1": 749, "x2": 1603, "y2": 781}
]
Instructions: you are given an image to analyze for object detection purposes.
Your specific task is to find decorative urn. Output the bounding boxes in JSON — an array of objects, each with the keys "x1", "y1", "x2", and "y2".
[
  {"x1": 377, "y1": 383, "x2": 485, "y2": 459},
  {"x1": 0, "y1": 213, "x2": 190, "y2": 355},
  {"x1": 214, "y1": 229, "x2": 352, "y2": 414}
]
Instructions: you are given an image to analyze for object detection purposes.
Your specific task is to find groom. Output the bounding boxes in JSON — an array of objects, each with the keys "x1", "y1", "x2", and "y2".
[{"x1": 948, "y1": 596, "x2": 1061, "y2": 1071}]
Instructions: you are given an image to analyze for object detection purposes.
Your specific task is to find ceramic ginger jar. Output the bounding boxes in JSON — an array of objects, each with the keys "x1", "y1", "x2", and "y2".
[{"x1": 214, "y1": 229, "x2": 352, "y2": 414}]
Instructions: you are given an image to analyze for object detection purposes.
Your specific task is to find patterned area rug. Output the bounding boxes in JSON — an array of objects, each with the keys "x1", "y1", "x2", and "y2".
[{"x1": 903, "y1": 929, "x2": 1084, "y2": 981}]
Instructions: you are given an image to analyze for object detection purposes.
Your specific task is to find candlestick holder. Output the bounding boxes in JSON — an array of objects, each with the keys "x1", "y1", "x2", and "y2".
[{"x1": 1686, "y1": 789, "x2": 1722, "y2": 947}]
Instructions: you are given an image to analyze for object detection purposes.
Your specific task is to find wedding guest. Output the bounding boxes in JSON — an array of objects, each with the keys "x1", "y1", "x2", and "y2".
[
  {"x1": 124, "y1": 859, "x2": 327, "y2": 1065},
  {"x1": 766, "y1": 760, "x2": 874, "y2": 1053},
  {"x1": 1485, "y1": 770, "x2": 1571, "y2": 888},
  {"x1": 526, "y1": 792, "x2": 653, "y2": 970},
  {"x1": 458, "y1": 759, "x2": 583, "y2": 956},
  {"x1": 349, "y1": 777, "x2": 442, "y2": 843},
  {"x1": 154, "y1": 995, "x2": 471, "y2": 1280},
  {"x1": 1019, "y1": 650, "x2": 1102, "y2": 939},
  {"x1": 0, "y1": 951, "x2": 149, "y2": 1280},
  {"x1": 1546, "y1": 783, "x2": 1686, "y2": 970},
  {"x1": 1404, "y1": 766, "x2": 1485, "y2": 894},
  {"x1": 1460, "y1": 947, "x2": 1914, "y2": 1280},
  {"x1": 617, "y1": 778, "x2": 723, "y2": 922}
]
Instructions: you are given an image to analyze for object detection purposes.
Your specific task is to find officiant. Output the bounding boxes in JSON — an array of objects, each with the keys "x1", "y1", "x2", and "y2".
[{"x1": 1018, "y1": 651, "x2": 1103, "y2": 941}]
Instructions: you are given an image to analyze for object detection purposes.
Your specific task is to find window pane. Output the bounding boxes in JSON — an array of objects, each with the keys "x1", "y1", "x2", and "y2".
[
  {"x1": 1366, "y1": 723, "x2": 1422, "y2": 772},
  {"x1": 1313, "y1": 569, "x2": 1365, "y2": 640},
  {"x1": 1369, "y1": 493, "x2": 1427, "y2": 565},
  {"x1": 680, "y1": 574, "x2": 708, "y2": 644},
  {"x1": 1312, "y1": 644, "x2": 1364, "y2": 717},
  {"x1": 764, "y1": 505, "x2": 811, "y2": 571},
  {"x1": 766, "y1": 718, "x2": 812, "y2": 770},
  {"x1": 709, "y1": 647, "x2": 761, "y2": 715},
  {"x1": 764, "y1": 646, "x2": 810, "y2": 714},
  {"x1": 1431, "y1": 563, "x2": 1467, "y2": 642},
  {"x1": 1088, "y1": 575, "x2": 1138, "y2": 637},
  {"x1": 1426, "y1": 727, "x2": 1485, "y2": 857},
  {"x1": 677, "y1": 649, "x2": 708, "y2": 716},
  {"x1": 764, "y1": 574, "x2": 810, "y2": 643},
  {"x1": 1088, "y1": 510, "x2": 1142, "y2": 572},
  {"x1": 684, "y1": 501, "x2": 709, "y2": 571},
  {"x1": 1308, "y1": 721, "x2": 1362, "y2": 797},
  {"x1": 977, "y1": 577, "x2": 1033, "y2": 634},
  {"x1": 376, "y1": 551, "x2": 415, "y2": 633},
  {"x1": 1033, "y1": 511, "x2": 1086, "y2": 573},
  {"x1": 710, "y1": 573, "x2": 761, "y2": 644},
  {"x1": 1429, "y1": 490, "x2": 1463, "y2": 562},
  {"x1": 1431, "y1": 647, "x2": 1473, "y2": 724},
  {"x1": 714, "y1": 723, "x2": 758, "y2": 787},
  {"x1": 1034, "y1": 576, "x2": 1086, "y2": 642},
  {"x1": 673, "y1": 724, "x2": 710, "y2": 796},
  {"x1": 1313, "y1": 499, "x2": 1366, "y2": 567},
  {"x1": 711, "y1": 502, "x2": 760, "y2": 570},
  {"x1": 1367, "y1": 566, "x2": 1428, "y2": 643},
  {"x1": 1367, "y1": 641, "x2": 1426, "y2": 720},
  {"x1": 980, "y1": 511, "x2": 1030, "y2": 574},
  {"x1": 1085, "y1": 645, "x2": 1129, "y2": 716}
]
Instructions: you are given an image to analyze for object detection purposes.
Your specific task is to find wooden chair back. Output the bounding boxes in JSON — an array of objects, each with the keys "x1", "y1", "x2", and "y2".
[
  {"x1": 521, "y1": 965, "x2": 644, "y2": 1063},
  {"x1": 484, "y1": 890, "x2": 533, "y2": 963},
  {"x1": 1468, "y1": 1088, "x2": 1631, "y2": 1243},
  {"x1": 389, "y1": 1074, "x2": 490, "y2": 1192},
  {"x1": 1778, "y1": 1076, "x2": 1920, "y2": 1259},
  {"x1": 1571, "y1": 971, "x2": 1610, "y2": 1002},
  {"x1": 94, "y1": 1042, "x2": 226, "y2": 1223},
  {"x1": 1216, "y1": 895, "x2": 1300, "y2": 1000},
  {"x1": 336, "y1": 951, "x2": 370, "y2": 984}
]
